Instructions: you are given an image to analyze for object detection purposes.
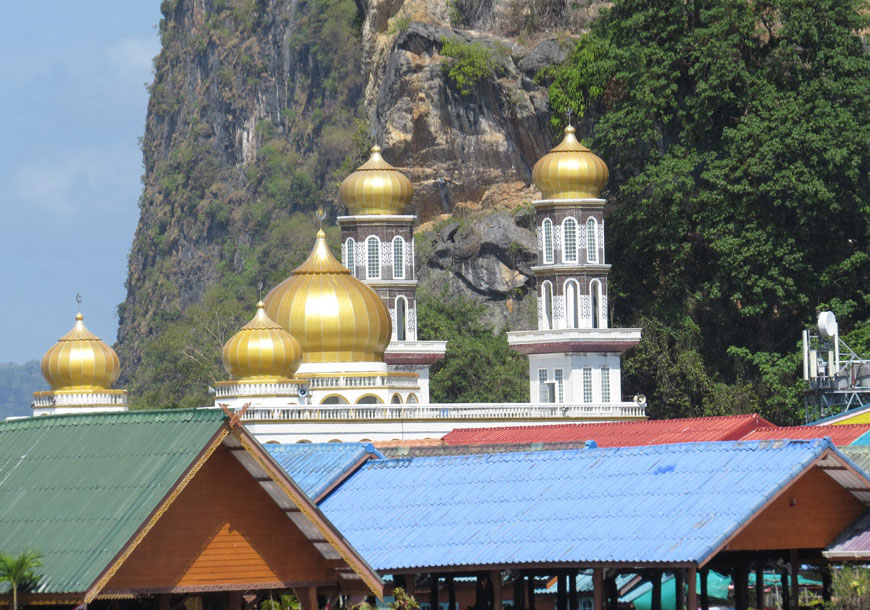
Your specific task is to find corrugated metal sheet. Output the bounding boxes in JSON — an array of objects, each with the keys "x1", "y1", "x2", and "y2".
[
  {"x1": 740, "y1": 425, "x2": 870, "y2": 446},
  {"x1": 842, "y1": 447, "x2": 870, "y2": 474},
  {"x1": 824, "y1": 510, "x2": 870, "y2": 558},
  {"x1": 0, "y1": 409, "x2": 225, "y2": 594},
  {"x1": 321, "y1": 439, "x2": 840, "y2": 571},
  {"x1": 266, "y1": 443, "x2": 382, "y2": 500},
  {"x1": 442, "y1": 415, "x2": 775, "y2": 447}
]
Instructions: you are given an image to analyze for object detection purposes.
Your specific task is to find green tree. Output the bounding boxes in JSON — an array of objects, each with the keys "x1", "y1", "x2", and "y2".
[
  {"x1": 0, "y1": 550, "x2": 42, "y2": 610},
  {"x1": 418, "y1": 289, "x2": 529, "y2": 403},
  {"x1": 545, "y1": 0, "x2": 870, "y2": 423}
]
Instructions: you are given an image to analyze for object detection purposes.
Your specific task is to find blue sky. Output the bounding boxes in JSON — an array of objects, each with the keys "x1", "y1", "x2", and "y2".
[{"x1": 0, "y1": 3, "x2": 161, "y2": 362}]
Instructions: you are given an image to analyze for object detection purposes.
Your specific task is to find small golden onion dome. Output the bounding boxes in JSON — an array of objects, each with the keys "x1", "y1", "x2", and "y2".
[
  {"x1": 339, "y1": 145, "x2": 413, "y2": 215},
  {"x1": 532, "y1": 125, "x2": 609, "y2": 200},
  {"x1": 222, "y1": 301, "x2": 302, "y2": 382},
  {"x1": 263, "y1": 230, "x2": 392, "y2": 363},
  {"x1": 40, "y1": 313, "x2": 121, "y2": 391}
]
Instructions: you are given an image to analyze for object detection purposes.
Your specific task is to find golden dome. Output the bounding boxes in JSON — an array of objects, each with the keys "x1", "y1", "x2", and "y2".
[
  {"x1": 532, "y1": 125, "x2": 609, "y2": 200},
  {"x1": 339, "y1": 145, "x2": 413, "y2": 215},
  {"x1": 263, "y1": 230, "x2": 392, "y2": 363},
  {"x1": 222, "y1": 301, "x2": 302, "y2": 381},
  {"x1": 41, "y1": 313, "x2": 121, "y2": 391}
]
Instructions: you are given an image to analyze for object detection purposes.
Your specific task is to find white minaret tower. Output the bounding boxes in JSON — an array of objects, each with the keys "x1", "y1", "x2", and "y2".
[{"x1": 507, "y1": 126, "x2": 642, "y2": 408}]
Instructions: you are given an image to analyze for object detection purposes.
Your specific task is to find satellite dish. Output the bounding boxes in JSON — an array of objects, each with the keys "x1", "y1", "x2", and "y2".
[
  {"x1": 818, "y1": 311, "x2": 838, "y2": 338},
  {"x1": 634, "y1": 394, "x2": 647, "y2": 406}
]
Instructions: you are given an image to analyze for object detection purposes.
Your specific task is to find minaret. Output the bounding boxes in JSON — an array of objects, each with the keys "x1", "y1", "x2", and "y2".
[
  {"x1": 507, "y1": 126, "x2": 642, "y2": 407},
  {"x1": 213, "y1": 301, "x2": 306, "y2": 409},
  {"x1": 34, "y1": 312, "x2": 128, "y2": 415},
  {"x1": 336, "y1": 145, "x2": 445, "y2": 403}
]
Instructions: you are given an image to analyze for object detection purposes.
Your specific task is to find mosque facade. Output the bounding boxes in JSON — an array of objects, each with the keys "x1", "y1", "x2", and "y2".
[{"x1": 30, "y1": 129, "x2": 646, "y2": 441}]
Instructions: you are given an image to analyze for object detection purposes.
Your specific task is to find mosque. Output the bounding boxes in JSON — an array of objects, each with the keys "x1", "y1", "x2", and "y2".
[{"x1": 29, "y1": 127, "x2": 645, "y2": 442}]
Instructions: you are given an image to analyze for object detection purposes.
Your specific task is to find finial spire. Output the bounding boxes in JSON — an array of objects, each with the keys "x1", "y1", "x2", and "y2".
[
  {"x1": 566, "y1": 108, "x2": 573, "y2": 127},
  {"x1": 75, "y1": 293, "x2": 82, "y2": 314},
  {"x1": 257, "y1": 280, "x2": 264, "y2": 302},
  {"x1": 316, "y1": 207, "x2": 326, "y2": 229}
]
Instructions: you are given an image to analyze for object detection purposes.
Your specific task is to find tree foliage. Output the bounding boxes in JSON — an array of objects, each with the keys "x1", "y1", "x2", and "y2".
[
  {"x1": 0, "y1": 550, "x2": 42, "y2": 610},
  {"x1": 545, "y1": 0, "x2": 870, "y2": 423},
  {"x1": 418, "y1": 289, "x2": 529, "y2": 403}
]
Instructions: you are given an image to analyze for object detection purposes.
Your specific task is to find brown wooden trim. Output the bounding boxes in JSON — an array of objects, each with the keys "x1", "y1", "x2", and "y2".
[
  {"x1": 100, "y1": 581, "x2": 337, "y2": 596},
  {"x1": 315, "y1": 454, "x2": 377, "y2": 503},
  {"x1": 235, "y1": 428, "x2": 384, "y2": 598},
  {"x1": 84, "y1": 425, "x2": 231, "y2": 603}
]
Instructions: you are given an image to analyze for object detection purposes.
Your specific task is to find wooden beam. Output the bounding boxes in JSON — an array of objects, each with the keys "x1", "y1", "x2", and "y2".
[
  {"x1": 699, "y1": 568, "x2": 708, "y2": 610},
  {"x1": 651, "y1": 571, "x2": 662, "y2": 610},
  {"x1": 490, "y1": 571, "x2": 502, "y2": 610},
  {"x1": 754, "y1": 565, "x2": 763, "y2": 610},
  {"x1": 780, "y1": 570, "x2": 789, "y2": 610},
  {"x1": 568, "y1": 570, "x2": 577, "y2": 610},
  {"x1": 687, "y1": 567, "x2": 697, "y2": 610},
  {"x1": 448, "y1": 576, "x2": 457, "y2": 610},
  {"x1": 675, "y1": 570, "x2": 684, "y2": 610},
  {"x1": 294, "y1": 587, "x2": 318, "y2": 610},
  {"x1": 430, "y1": 575, "x2": 439, "y2": 610},
  {"x1": 513, "y1": 572, "x2": 524, "y2": 610},
  {"x1": 822, "y1": 563, "x2": 833, "y2": 603},
  {"x1": 557, "y1": 572, "x2": 567, "y2": 610},
  {"x1": 592, "y1": 568, "x2": 603, "y2": 610},
  {"x1": 527, "y1": 574, "x2": 536, "y2": 610},
  {"x1": 790, "y1": 550, "x2": 799, "y2": 610}
]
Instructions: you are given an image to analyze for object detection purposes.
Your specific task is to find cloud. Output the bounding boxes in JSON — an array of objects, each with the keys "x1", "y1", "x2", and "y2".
[
  {"x1": 9, "y1": 148, "x2": 140, "y2": 215},
  {"x1": 104, "y1": 36, "x2": 160, "y2": 76}
]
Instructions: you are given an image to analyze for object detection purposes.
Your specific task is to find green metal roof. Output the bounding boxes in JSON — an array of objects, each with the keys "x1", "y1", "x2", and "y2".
[
  {"x1": 0, "y1": 409, "x2": 226, "y2": 595},
  {"x1": 841, "y1": 446, "x2": 870, "y2": 474}
]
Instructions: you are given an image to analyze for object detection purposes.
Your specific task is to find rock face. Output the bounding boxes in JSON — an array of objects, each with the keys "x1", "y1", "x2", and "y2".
[{"x1": 118, "y1": 0, "x2": 596, "y2": 382}]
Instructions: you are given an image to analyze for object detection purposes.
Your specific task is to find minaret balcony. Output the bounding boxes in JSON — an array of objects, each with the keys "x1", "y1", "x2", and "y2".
[{"x1": 507, "y1": 327, "x2": 642, "y2": 355}]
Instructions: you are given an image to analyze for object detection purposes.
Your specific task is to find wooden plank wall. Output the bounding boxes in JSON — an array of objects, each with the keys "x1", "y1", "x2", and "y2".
[
  {"x1": 105, "y1": 445, "x2": 335, "y2": 591},
  {"x1": 728, "y1": 465, "x2": 864, "y2": 551}
]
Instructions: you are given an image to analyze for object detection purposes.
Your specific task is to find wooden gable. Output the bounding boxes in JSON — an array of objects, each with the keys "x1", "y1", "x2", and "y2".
[
  {"x1": 727, "y1": 464, "x2": 864, "y2": 551},
  {"x1": 104, "y1": 445, "x2": 338, "y2": 594}
]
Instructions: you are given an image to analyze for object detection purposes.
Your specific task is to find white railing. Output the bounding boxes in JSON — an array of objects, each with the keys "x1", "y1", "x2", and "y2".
[
  {"x1": 214, "y1": 381, "x2": 301, "y2": 398},
  {"x1": 233, "y1": 402, "x2": 645, "y2": 422},
  {"x1": 32, "y1": 391, "x2": 128, "y2": 408},
  {"x1": 306, "y1": 375, "x2": 418, "y2": 389}
]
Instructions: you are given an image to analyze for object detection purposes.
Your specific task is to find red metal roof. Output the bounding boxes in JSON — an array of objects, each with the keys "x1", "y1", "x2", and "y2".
[
  {"x1": 442, "y1": 414, "x2": 776, "y2": 447},
  {"x1": 740, "y1": 425, "x2": 870, "y2": 446}
]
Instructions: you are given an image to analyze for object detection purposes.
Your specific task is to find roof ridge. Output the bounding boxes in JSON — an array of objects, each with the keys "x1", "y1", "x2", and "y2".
[{"x1": 0, "y1": 408, "x2": 225, "y2": 430}]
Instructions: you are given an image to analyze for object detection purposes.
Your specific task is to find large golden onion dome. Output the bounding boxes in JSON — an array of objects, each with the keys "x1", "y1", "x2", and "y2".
[
  {"x1": 263, "y1": 230, "x2": 392, "y2": 363},
  {"x1": 532, "y1": 125, "x2": 609, "y2": 200},
  {"x1": 222, "y1": 301, "x2": 302, "y2": 381},
  {"x1": 339, "y1": 145, "x2": 413, "y2": 215},
  {"x1": 41, "y1": 313, "x2": 121, "y2": 391}
]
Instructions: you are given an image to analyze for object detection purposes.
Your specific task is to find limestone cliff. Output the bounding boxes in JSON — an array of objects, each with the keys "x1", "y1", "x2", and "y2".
[{"x1": 118, "y1": 0, "x2": 598, "y2": 388}]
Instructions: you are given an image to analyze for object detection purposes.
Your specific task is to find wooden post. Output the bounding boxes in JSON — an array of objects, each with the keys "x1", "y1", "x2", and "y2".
[
  {"x1": 227, "y1": 591, "x2": 243, "y2": 610},
  {"x1": 527, "y1": 574, "x2": 536, "y2": 610},
  {"x1": 699, "y1": 568, "x2": 709, "y2": 610},
  {"x1": 557, "y1": 573, "x2": 567, "y2": 610},
  {"x1": 675, "y1": 570, "x2": 685, "y2": 610},
  {"x1": 651, "y1": 571, "x2": 662, "y2": 610},
  {"x1": 513, "y1": 572, "x2": 524, "y2": 610},
  {"x1": 754, "y1": 564, "x2": 764, "y2": 610},
  {"x1": 294, "y1": 587, "x2": 318, "y2": 610},
  {"x1": 780, "y1": 570, "x2": 790, "y2": 610},
  {"x1": 734, "y1": 565, "x2": 748, "y2": 610},
  {"x1": 448, "y1": 575, "x2": 457, "y2": 610},
  {"x1": 687, "y1": 567, "x2": 697, "y2": 610},
  {"x1": 822, "y1": 563, "x2": 833, "y2": 603},
  {"x1": 490, "y1": 570, "x2": 502, "y2": 610},
  {"x1": 606, "y1": 575, "x2": 619, "y2": 610},
  {"x1": 790, "y1": 550, "x2": 800, "y2": 610},
  {"x1": 407, "y1": 574, "x2": 417, "y2": 599},
  {"x1": 431, "y1": 574, "x2": 440, "y2": 610},
  {"x1": 569, "y1": 570, "x2": 578, "y2": 610},
  {"x1": 158, "y1": 594, "x2": 170, "y2": 610},
  {"x1": 592, "y1": 568, "x2": 604, "y2": 610}
]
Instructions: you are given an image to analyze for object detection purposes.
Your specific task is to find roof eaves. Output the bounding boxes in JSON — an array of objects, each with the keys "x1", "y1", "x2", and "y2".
[{"x1": 233, "y1": 428, "x2": 384, "y2": 598}]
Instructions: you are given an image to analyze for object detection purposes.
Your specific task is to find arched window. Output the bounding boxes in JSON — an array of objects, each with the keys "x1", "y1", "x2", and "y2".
[
  {"x1": 541, "y1": 281, "x2": 554, "y2": 330},
  {"x1": 590, "y1": 279, "x2": 602, "y2": 328},
  {"x1": 391, "y1": 394, "x2": 402, "y2": 404},
  {"x1": 321, "y1": 395, "x2": 348, "y2": 405},
  {"x1": 366, "y1": 236, "x2": 381, "y2": 279},
  {"x1": 392, "y1": 236, "x2": 405, "y2": 279},
  {"x1": 586, "y1": 217, "x2": 598, "y2": 263},
  {"x1": 562, "y1": 218, "x2": 578, "y2": 263},
  {"x1": 396, "y1": 296, "x2": 408, "y2": 341},
  {"x1": 564, "y1": 279, "x2": 580, "y2": 329},
  {"x1": 406, "y1": 394, "x2": 418, "y2": 404},
  {"x1": 356, "y1": 394, "x2": 382, "y2": 404},
  {"x1": 542, "y1": 219, "x2": 554, "y2": 264},
  {"x1": 343, "y1": 237, "x2": 356, "y2": 276}
]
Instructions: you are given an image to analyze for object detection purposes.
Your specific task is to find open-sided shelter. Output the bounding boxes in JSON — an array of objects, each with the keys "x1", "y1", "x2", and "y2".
[
  {"x1": 0, "y1": 410, "x2": 382, "y2": 609},
  {"x1": 319, "y1": 439, "x2": 870, "y2": 610}
]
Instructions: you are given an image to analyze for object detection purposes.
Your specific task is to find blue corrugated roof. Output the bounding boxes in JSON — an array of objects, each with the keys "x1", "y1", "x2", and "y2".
[
  {"x1": 321, "y1": 440, "x2": 841, "y2": 571},
  {"x1": 265, "y1": 442, "x2": 382, "y2": 500}
]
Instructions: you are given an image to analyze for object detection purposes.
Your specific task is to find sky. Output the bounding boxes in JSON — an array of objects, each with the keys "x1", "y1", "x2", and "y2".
[{"x1": 0, "y1": 3, "x2": 162, "y2": 363}]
